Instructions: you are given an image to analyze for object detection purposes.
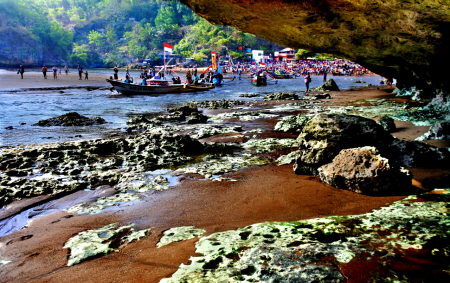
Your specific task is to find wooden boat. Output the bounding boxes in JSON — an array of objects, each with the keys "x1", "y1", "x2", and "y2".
[
  {"x1": 106, "y1": 79, "x2": 214, "y2": 95},
  {"x1": 184, "y1": 83, "x2": 216, "y2": 91},
  {"x1": 252, "y1": 74, "x2": 267, "y2": 86},
  {"x1": 273, "y1": 73, "x2": 293, "y2": 79}
]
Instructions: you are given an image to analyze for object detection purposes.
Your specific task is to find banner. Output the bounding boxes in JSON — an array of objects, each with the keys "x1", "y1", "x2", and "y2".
[
  {"x1": 217, "y1": 63, "x2": 224, "y2": 74},
  {"x1": 164, "y1": 43, "x2": 173, "y2": 54},
  {"x1": 211, "y1": 52, "x2": 217, "y2": 70},
  {"x1": 260, "y1": 62, "x2": 266, "y2": 68}
]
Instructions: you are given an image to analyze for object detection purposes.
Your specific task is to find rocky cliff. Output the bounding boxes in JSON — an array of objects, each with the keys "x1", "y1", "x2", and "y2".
[
  {"x1": 180, "y1": 0, "x2": 450, "y2": 89},
  {"x1": 0, "y1": 29, "x2": 44, "y2": 67}
]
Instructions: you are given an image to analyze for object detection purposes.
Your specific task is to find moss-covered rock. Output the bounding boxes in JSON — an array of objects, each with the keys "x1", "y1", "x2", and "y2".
[
  {"x1": 294, "y1": 114, "x2": 392, "y2": 175},
  {"x1": 375, "y1": 116, "x2": 396, "y2": 132},
  {"x1": 186, "y1": 112, "x2": 209, "y2": 124},
  {"x1": 168, "y1": 104, "x2": 199, "y2": 116},
  {"x1": 391, "y1": 93, "x2": 450, "y2": 126},
  {"x1": 0, "y1": 133, "x2": 203, "y2": 206},
  {"x1": 311, "y1": 79, "x2": 340, "y2": 92},
  {"x1": 157, "y1": 226, "x2": 206, "y2": 248},
  {"x1": 274, "y1": 114, "x2": 312, "y2": 133},
  {"x1": 242, "y1": 138, "x2": 299, "y2": 153},
  {"x1": 263, "y1": 92, "x2": 299, "y2": 101},
  {"x1": 161, "y1": 189, "x2": 450, "y2": 282},
  {"x1": 209, "y1": 111, "x2": 279, "y2": 123},
  {"x1": 417, "y1": 121, "x2": 450, "y2": 141},
  {"x1": 33, "y1": 112, "x2": 106, "y2": 127},
  {"x1": 293, "y1": 113, "x2": 450, "y2": 175},
  {"x1": 64, "y1": 223, "x2": 151, "y2": 266}
]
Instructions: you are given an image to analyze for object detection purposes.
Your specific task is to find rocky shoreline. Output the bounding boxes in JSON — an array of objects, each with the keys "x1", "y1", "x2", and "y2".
[{"x1": 1, "y1": 84, "x2": 450, "y2": 282}]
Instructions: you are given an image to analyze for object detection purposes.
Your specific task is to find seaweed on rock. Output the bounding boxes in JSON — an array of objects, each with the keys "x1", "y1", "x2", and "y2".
[{"x1": 161, "y1": 189, "x2": 450, "y2": 282}]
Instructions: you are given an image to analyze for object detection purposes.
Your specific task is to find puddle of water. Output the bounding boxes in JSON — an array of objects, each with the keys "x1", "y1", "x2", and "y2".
[{"x1": 0, "y1": 187, "x2": 115, "y2": 239}]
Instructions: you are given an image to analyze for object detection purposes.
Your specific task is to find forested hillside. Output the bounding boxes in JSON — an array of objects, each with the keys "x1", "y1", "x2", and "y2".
[
  {"x1": 0, "y1": 0, "x2": 281, "y2": 67},
  {"x1": 0, "y1": 0, "x2": 72, "y2": 67}
]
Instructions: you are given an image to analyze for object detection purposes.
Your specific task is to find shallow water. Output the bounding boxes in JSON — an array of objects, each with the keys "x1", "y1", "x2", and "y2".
[
  {"x1": 0, "y1": 68, "x2": 383, "y2": 146},
  {"x1": 0, "y1": 186, "x2": 116, "y2": 238}
]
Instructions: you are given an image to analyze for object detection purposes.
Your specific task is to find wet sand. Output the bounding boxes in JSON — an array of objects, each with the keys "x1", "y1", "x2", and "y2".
[
  {"x1": 0, "y1": 71, "x2": 109, "y2": 90},
  {"x1": 1, "y1": 82, "x2": 449, "y2": 282}
]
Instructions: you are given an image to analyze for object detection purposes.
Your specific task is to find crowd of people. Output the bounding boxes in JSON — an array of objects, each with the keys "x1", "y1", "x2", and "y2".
[{"x1": 219, "y1": 59, "x2": 372, "y2": 77}]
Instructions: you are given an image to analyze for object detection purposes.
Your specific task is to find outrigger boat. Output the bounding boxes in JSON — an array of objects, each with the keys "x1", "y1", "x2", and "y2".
[
  {"x1": 273, "y1": 70, "x2": 296, "y2": 79},
  {"x1": 107, "y1": 78, "x2": 214, "y2": 95},
  {"x1": 252, "y1": 70, "x2": 278, "y2": 86},
  {"x1": 108, "y1": 42, "x2": 215, "y2": 95},
  {"x1": 273, "y1": 73, "x2": 294, "y2": 79}
]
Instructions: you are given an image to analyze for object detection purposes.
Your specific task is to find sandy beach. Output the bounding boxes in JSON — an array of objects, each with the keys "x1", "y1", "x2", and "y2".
[
  {"x1": 0, "y1": 67, "x2": 211, "y2": 91},
  {"x1": 0, "y1": 71, "x2": 110, "y2": 90},
  {"x1": 1, "y1": 76, "x2": 450, "y2": 282}
]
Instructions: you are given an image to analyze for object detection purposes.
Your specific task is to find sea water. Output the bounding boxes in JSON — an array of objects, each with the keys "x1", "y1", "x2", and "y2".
[{"x1": 0, "y1": 69, "x2": 383, "y2": 146}]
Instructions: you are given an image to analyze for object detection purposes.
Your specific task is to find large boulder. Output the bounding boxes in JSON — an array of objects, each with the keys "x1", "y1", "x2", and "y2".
[
  {"x1": 293, "y1": 114, "x2": 392, "y2": 175},
  {"x1": 311, "y1": 79, "x2": 340, "y2": 92},
  {"x1": 318, "y1": 146, "x2": 412, "y2": 195},
  {"x1": 293, "y1": 113, "x2": 450, "y2": 175}
]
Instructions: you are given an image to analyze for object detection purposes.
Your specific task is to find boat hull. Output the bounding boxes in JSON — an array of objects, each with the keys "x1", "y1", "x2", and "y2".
[
  {"x1": 106, "y1": 79, "x2": 214, "y2": 95},
  {"x1": 274, "y1": 74, "x2": 293, "y2": 79}
]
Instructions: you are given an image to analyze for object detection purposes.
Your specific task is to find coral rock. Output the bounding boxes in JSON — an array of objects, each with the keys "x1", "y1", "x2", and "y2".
[{"x1": 318, "y1": 146, "x2": 412, "y2": 195}]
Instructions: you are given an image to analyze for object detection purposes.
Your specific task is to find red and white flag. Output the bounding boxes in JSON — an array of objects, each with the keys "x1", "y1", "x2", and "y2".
[
  {"x1": 260, "y1": 62, "x2": 266, "y2": 67},
  {"x1": 164, "y1": 43, "x2": 173, "y2": 54}
]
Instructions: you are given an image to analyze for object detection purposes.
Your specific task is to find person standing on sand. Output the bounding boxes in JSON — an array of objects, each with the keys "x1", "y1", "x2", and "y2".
[
  {"x1": 52, "y1": 66, "x2": 58, "y2": 80},
  {"x1": 64, "y1": 65, "x2": 68, "y2": 75},
  {"x1": 323, "y1": 70, "x2": 327, "y2": 82},
  {"x1": 18, "y1": 65, "x2": 24, "y2": 79},
  {"x1": 304, "y1": 72, "x2": 311, "y2": 92},
  {"x1": 42, "y1": 65, "x2": 47, "y2": 79},
  {"x1": 85, "y1": 71, "x2": 88, "y2": 80},
  {"x1": 113, "y1": 66, "x2": 119, "y2": 80},
  {"x1": 77, "y1": 65, "x2": 83, "y2": 80},
  {"x1": 58, "y1": 67, "x2": 61, "y2": 75}
]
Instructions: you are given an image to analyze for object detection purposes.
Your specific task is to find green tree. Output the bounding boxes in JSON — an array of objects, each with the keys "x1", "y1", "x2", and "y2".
[
  {"x1": 105, "y1": 53, "x2": 123, "y2": 67},
  {"x1": 106, "y1": 27, "x2": 118, "y2": 47},
  {"x1": 70, "y1": 52, "x2": 87, "y2": 65},
  {"x1": 192, "y1": 52, "x2": 204, "y2": 63},
  {"x1": 155, "y1": 5, "x2": 177, "y2": 27},
  {"x1": 88, "y1": 30, "x2": 105, "y2": 50},
  {"x1": 295, "y1": 49, "x2": 315, "y2": 60}
]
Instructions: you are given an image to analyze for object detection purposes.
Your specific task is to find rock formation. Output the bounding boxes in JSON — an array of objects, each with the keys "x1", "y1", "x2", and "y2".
[
  {"x1": 187, "y1": 112, "x2": 209, "y2": 124},
  {"x1": 0, "y1": 132, "x2": 204, "y2": 205},
  {"x1": 375, "y1": 116, "x2": 396, "y2": 132},
  {"x1": 293, "y1": 114, "x2": 450, "y2": 175},
  {"x1": 417, "y1": 122, "x2": 450, "y2": 141},
  {"x1": 264, "y1": 92, "x2": 299, "y2": 101},
  {"x1": 293, "y1": 114, "x2": 392, "y2": 175},
  {"x1": 318, "y1": 146, "x2": 412, "y2": 195},
  {"x1": 274, "y1": 114, "x2": 311, "y2": 133},
  {"x1": 311, "y1": 79, "x2": 340, "y2": 92},
  {"x1": 180, "y1": 0, "x2": 450, "y2": 88},
  {"x1": 33, "y1": 112, "x2": 106, "y2": 127}
]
